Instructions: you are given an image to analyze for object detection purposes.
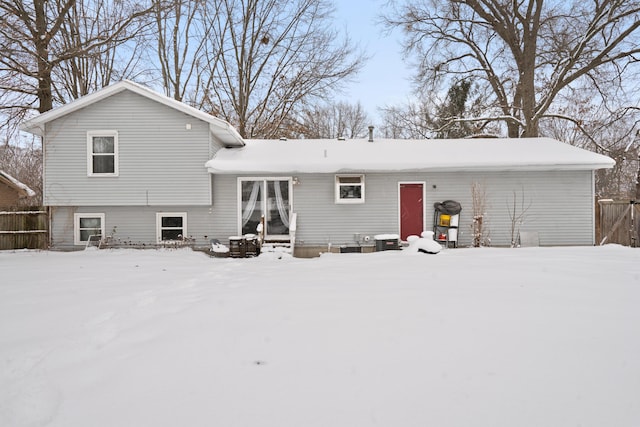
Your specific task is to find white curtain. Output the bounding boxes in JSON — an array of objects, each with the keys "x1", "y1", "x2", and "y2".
[
  {"x1": 242, "y1": 181, "x2": 261, "y2": 227},
  {"x1": 274, "y1": 181, "x2": 290, "y2": 228}
]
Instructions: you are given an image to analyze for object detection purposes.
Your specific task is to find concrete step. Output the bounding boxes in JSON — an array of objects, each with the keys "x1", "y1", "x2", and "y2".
[{"x1": 261, "y1": 242, "x2": 292, "y2": 254}]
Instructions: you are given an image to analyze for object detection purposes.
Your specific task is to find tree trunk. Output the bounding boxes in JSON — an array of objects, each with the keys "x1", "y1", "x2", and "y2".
[
  {"x1": 507, "y1": 121, "x2": 520, "y2": 138},
  {"x1": 635, "y1": 155, "x2": 640, "y2": 201},
  {"x1": 35, "y1": 0, "x2": 54, "y2": 113},
  {"x1": 519, "y1": 9, "x2": 539, "y2": 138},
  {"x1": 36, "y1": 59, "x2": 54, "y2": 113}
]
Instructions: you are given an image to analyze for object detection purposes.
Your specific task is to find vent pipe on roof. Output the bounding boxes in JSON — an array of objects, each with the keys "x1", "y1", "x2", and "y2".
[{"x1": 368, "y1": 125, "x2": 374, "y2": 142}]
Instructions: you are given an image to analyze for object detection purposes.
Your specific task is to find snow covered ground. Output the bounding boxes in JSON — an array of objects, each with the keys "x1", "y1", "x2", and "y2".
[{"x1": 1, "y1": 245, "x2": 639, "y2": 427}]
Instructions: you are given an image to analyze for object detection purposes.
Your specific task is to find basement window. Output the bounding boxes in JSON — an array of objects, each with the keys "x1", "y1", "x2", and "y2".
[
  {"x1": 74, "y1": 213, "x2": 105, "y2": 245},
  {"x1": 156, "y1": 212, "x2": 187, "y2": 243}
]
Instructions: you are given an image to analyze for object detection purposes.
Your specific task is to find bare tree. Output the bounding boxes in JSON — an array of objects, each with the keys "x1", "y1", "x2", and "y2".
[
  {"x1": 151, "y1": 0, "x2": 221, "y2": 104},
  {"x1": 341, "y1": 101, "x2": 370, "y2": 139},
  {"x1": 0, "y1": 0, "x2": 157, "y2": 115},
  {"x1": 298, "y1": 101, "x2": 370, "y2": 139},
  {"x1": 507, "y1": 188, "x2": 531, "y2": 247},
  {"x1": 471, "y1": 181, "x2": 490, "y2": 247},
  {"x1": 378, "y1": 102, "x2": 431, "y2": 139},
  {"x1": 201, "y1": 0, "x2": 366, "y2": 138},
  {"x1": 541, "y1": 87, "x2": 640, "y2": 198},
  {"x1": 385, "y1": 0, "x2": 640, "y2": 138},
  {"x1": 53, "y1": 0, "x2": 152, "y2": 101}
]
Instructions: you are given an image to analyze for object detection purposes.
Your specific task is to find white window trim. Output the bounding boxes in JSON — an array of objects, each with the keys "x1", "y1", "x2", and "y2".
[
  {"x1": 335, "y1": 174, "x2": 365, "y2": 204},
  {"x1": 74, "y1": 213, "x2": 105, "y2": 245},
  {"x1": 156, "y1": 212, "x2": 188, "y2": 243},
  {"x1": 87, "y1": 130, "x2": 119, "y2": 176}
]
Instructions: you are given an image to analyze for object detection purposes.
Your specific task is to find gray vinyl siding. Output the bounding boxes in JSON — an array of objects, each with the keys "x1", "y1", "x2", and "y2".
[
  {"x1": 418, "y1": 170, "x2": 595, "y2": 247},
  {"x1": 44, "y1": 90, "x2": 214, "y2": 206},
  {"x1": 210, "y1": 175, "x2": 243, "y2": 239},
  {"x1": 50, "y1": 205, "x2": 224, "y2": 250},
  {"x1": 50, "y1": 169, "x2": 595, "y2": 250},
  {"x1": 212, "y1": 170, "x2": 596, "y2": 248}
]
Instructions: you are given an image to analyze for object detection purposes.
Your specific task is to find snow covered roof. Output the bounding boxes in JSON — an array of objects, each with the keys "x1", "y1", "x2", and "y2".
[
  {"x1": 0, "y1": 170, "x2": 36, "y2": 198},
  {"x1": 206, "y1": 137, "x2": 615, "y2": 174},
  {"x1": 20, "y1": 80, "x2": 244, "y2": 147}
]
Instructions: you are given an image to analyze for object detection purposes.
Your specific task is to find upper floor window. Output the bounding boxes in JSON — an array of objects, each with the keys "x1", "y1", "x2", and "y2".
[
  {"x1": 335, "y1": 174, "x2": 365, "y2": 204},
  {"x1": 87, "y1": 131, "x2": 118, "y2": 176}
]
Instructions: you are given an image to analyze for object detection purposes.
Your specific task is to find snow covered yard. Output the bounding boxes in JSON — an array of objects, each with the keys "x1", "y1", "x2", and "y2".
[{"x1": 1, "y1": 245, "x2": 639, "y2": 427}]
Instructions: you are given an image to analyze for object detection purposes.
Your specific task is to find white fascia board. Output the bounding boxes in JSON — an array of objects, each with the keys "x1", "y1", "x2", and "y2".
[{"x1": 208, "y1": 123, "x2": 244, "y2": 147}]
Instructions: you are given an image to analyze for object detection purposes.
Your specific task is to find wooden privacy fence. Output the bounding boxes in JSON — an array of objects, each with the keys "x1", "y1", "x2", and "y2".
[
  {"x1": 0, "y1": 207, "x2": 48, "y2": 250},
  {"x1": 597, "y1": 200, "x2": 640, "y2": 247}
]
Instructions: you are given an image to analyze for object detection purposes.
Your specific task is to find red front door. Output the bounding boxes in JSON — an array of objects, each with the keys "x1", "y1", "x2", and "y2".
[{"x1": 399, "y1": 183, "x2": 424, "y2": 241}]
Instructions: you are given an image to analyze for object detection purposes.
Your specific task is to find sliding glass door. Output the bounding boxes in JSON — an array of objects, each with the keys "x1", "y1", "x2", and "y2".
[{"x1": 240, "y1": 178, "x2": 291, "y2": 238}]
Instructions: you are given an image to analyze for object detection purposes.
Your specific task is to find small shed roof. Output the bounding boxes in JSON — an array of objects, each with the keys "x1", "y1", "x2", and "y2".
[
  {"x1": 206, "y1": 137, "x2": 615, "y2": 174},
  {"x1": 20, "y1": 80, "x2": 244, "y2": 147},
  {"x1": 0, "y1": 170, "x2": 36, "y2": 198}
]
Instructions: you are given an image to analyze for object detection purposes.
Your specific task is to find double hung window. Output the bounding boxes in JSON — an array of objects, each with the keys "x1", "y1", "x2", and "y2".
[
  {"x1": 156, "y1": 213, "x2": 187, "y2": 243},
  {"x1": 74, "y1": 213, "x2": 105, "y2": 245},
  {"x1": 87, "y1": 131, "x2": 118, "y2": 176}
]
